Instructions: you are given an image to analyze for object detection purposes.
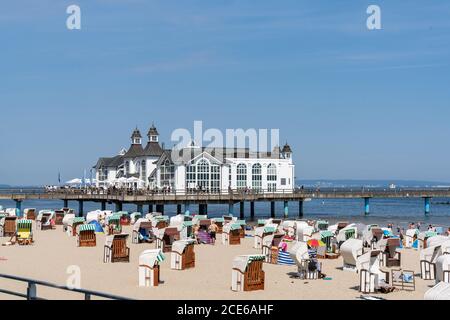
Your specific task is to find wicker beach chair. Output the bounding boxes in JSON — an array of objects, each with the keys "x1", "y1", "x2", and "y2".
[
  {"x1": 37, "y1": 211, "x2": 54, "y2": 231},
  {"x1": 171, "y1": 239, "x2": 196, "y2": 270},
  {"x1": 232, "y1": 255, "x2": 265, "y2": 292},
  {"x1": 379, "y1": 238, "x2": 402, "y2": 267},
  {"x1": 77, "y1": 224, "x2": 97, "y2": 247},
  {"x1": 69, "y1": 217, "x2": 86, "y2": 236},
  {"x1": 16, "y1": 219, "x2": 33, "y2": 245},
  {"x1": 236, "y1": 220, "x2": 246, "y2": 238},
  {"x1": 139, "y1": 249, "x2": 165, "y2": 287},
  {"x1": 24, "y1": 208, "x2": 36, "y2": 220},
  {"x1": 162, "y1": 227, "x2": 180, "y2": 252},
  {"x1": 391, "y1": 269, "x2": 415, "y2": 291},
  {"x1": 104, "y1": 234, "x2": 130, "y2": 263},
  {"x1": 107, "y1": 214, "x2": 122, "y2": 235},
  {"x1": 0, "y1": 216, "x2": 17, "y2": 237},
  {"x1": 54, "y1": 210, "x2": 65, "y2": 225},
  {"x1": 132, "y1": 219, "x2": 153, "y2": 244},
  {"x1": 225, "y1": 223, "x2": 241, "y2": 245}
]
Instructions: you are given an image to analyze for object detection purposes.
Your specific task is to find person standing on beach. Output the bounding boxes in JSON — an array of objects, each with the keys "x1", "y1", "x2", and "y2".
[{"x1": 208, "y1": 222, "x2": 219, "y2": 245}]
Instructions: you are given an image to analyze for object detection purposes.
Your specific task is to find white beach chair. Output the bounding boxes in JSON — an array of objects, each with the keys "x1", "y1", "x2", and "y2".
[
  {"x1": 288, "y1": 241, "x2": 317, "y2": 279},
  {"x1": 336, "y1": 224, "x2": 357, "y2": 245},
  {"x1": 36, "y1": 210, "x2": 55, "y2": 230},
  {"x1": 231, "y1": 254, "x2": 265, "y2": 292},
  {"x1": 132, "y1": 218, "x2": 153, "y2": 244},
  {"x1": 340, "y1": 238, "x2": 364, "y2": 272},
  {"x1": 435, "y1": 255, "x2": 450, "y2": 284},
  {"x1": 420, "y1": 243, "x2": 445, "y2": 280},
  {"x1": 139, "y1": 249, "x2": 165, "y2": 287},
  {"x1": 357, "y1": 250, "x2": 389, "y2": 294},
  {"x1": 254, "y1": 224, "x2": 277, "y2": 249},
  {"x1": 424, "y1": 281, "x2": 450, "y2": 300},
  {"x1": 170, "y1": 239, "x2": 196, "y2": 270},
  {"x1": 404, "y1": 228, "x2": 419, "y2": 248},
  {"x1": 296, "y1": 224, "x2": 314, "y2": 242},
  {"x1": 62, "y1": 213, "x2": 75, "y2": 233}
]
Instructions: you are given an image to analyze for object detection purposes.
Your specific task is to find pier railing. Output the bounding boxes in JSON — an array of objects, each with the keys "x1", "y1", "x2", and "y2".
[{"x1": 0, "y1": 273, "x2": 133, "y2": 300}]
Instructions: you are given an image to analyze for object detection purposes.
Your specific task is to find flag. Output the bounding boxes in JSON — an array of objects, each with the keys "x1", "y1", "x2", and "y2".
[{"x1": 58, "y1": 172, "x2": 61, "y2": 184}]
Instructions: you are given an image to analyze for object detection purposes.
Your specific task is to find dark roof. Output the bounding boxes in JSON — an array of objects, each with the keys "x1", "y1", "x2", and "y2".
[
  {"x1": 94, "y1": 155, "x2": 124, "y2": 168},
  {"x1": 147, "y1": 124, "x2": 159, "y2": 137},
  {"x1": 131, "y1": 128, "x2": 142, "y2": 139},
  {"x1": 143, "y1": 142, "x2": 164, "y2": 157},
  {"x1": 123, "y1": 144, "x2": 145, "y2": 158},
  {"x1": 282, "y1": 143, "x2": 292, "y2": 153}
]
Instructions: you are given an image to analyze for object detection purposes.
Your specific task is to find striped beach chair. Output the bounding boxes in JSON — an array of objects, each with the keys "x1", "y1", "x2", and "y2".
[
  {"x1": 277, "y1": 250, "x2": 296, "y2": 266},
  {"x1": 16, "y1": 219, "x2": 33, "y2": 245},
  {"x1": 77, "y1": 224, "x2": 96, "y2": 247},
  {"x1": 70, "y1": 217, "x2": 86, "y2": 236}
]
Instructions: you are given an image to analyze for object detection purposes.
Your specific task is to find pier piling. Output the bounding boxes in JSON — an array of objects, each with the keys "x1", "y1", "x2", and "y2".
[
  {"x1": 177, "y1": 204, "x2": 182, "y2": 215},
  {"x1": 424, "y1": 197, "x2": 431, "y2": 215},
  {"x1": 149, "y1": 204, "x2": 153, "y2": 213},
  {"x1": 15, "y1": 200, "x2": 22, "y2": 218},
  {"x1": 284, "y1": 201, "x2": 289, "y2": 218},
  {"x1": 240, "y1": 202, "x2": 245, "y2": 219},
  {"x1": 156, "y1": 204, "x2": 164, "y2": 215},
  {"x1": 136, "y1": 204, "x2": 143, "y2": 214},
  {"x1": 364, "y1": 197, "x2": 370, "y2": 215},
  {"x1": 78, "y1": 200, "x2": 84, "y2": 217},
  {"x1": 63, "y1": 199, "x2": 69, "y2": 208},
  {"x1": 101, "y1": 201, "x2": 106, "y2": 211},
  {"x1": 250, "y1": 202, "x2": 255, "y2": 219},
  {"x1": 299, "y1": 200, "x2": 304, "y2": 217},
  {"x1": 115, "y1": 202, "x2": 122, "y2": 212},
  {"x1": 270, "y1": 201, "x2": 275, "y2": 218},
  {"x1": 184, "y1": 202, "x2": 190, "y2": 215},
  {"x1": 228, "y1": 203, "x2": 234, "y2": 215}
]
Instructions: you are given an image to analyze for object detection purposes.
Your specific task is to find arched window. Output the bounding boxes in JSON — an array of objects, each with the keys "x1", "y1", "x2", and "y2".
[
  {"x1": 252, "y1": 163, "x2": 262, "y2": 191},
  {"x1": 236, "y1": 163, "x2": 247, "y2": 189},
  {"x1": 141, "y1": 160, "x2": 146, "y2": 180},
  {"x1": 185, "y1": 158, "x2": 221, "y2": 192},
  {"x1": 136, "y1": 161, "x2": 141, "y2": 176},
  {"x1": 160, "y1": 159, "x2": 175, "y2": 188},
  {"x1": 267, "y1": 163, "x2": 277, "y2": 192}
]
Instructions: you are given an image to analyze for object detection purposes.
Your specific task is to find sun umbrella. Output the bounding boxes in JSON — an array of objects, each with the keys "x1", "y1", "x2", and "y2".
[{"x1": 307, "y1": 239, "x2": 325, "y2": 248}]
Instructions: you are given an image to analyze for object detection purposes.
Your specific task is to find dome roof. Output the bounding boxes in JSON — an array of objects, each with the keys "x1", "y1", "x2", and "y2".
[
  {"x1": 282, "y1": 143, "x2": 292, "y2": 153},
  {"x1": 147, "y1": 123, "x2": 159, "y2": 137}
]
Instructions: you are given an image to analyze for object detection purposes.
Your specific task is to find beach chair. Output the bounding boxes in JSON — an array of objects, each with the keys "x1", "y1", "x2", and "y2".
[
  {"x1": 418, "y1": 231, "x2": 438, "y2": 250},
  {"x1": 54, "y1": 210, "x2": 65, "y2": 225},
  {"x1": 340, "y1": 238, "x2": 364, "y2": 272},
  {"x1": 16, "y1": 219, "x2": 33, "y2": 245},
  {"x1": 435, "y1": 255, "x2": 450, "y2": 283},
  {"x1": 199, "y1": 219, "x2": 211, "y2": 231},
  {"x1": 369, "y1": 227, "x2": 384, "y2": 249},
  {"x1": 235, "y1": 220, "x2": 246, "y2": 238},
  {"x1": 69, "y1": 217, "x2": 85, "y2": 236},
  {"x1": 420, "y1": 244, "x2": 443, "y2": 280},
  {"x1": 132, "y1": 219, "x2": 153, "y2": 244},
  {"x1": 288, "y1": 241, "x2": 320, "y2": 280},
  {"x1": 424, "y1": 282, "x2": 450, "y2": 300},
  {"x1": 118, "y1": 211, "x2": 131, "y2": 226},
  {"x1": 358, "y1": 250, "x2": 390, "y2": 294},
  {"x1": 379, "y1": 238, "x2": 402, "y2": 267},
  {"x1": 107, "y1": 214, "x2": 122, "y2": 234},
  {"x1": 37, "y1": 210, "x2": 54, "y2": 230},
  {"x1": 139, "y1": 249, "x2": 165, "y2": 287},
  {"x1": 391, "y1": 269, "x2": 416, "y2": 291},
  {"x1": 296, "y1": 224, "x2": 314, "y2": 242},
  {"x1": 171, "y1": 239, "x2": 196, "y2": 270},
  {"x1": 62, "y1": 213, "x2": 75, "y2": 233},
  {"x1": 23, "y1": 208, "x2": 36, "y2": 220},
  {"x1": 315, "y1": 220, "x2": 329, "y2": 232},
  {"x1": 223, "y1": 223, "x2": 241, "y2": 245},
  {"x1": 77, "y1": 224, "x2": 97, "y2": 247},
  {"x1": 231, "y1": 255, "x2": 265, "y2": 292},
  {"x1": 337, "y1": 225, "x2": 357, "y2": 246},
  {"x1": 404, "y1": 228, "x2": 419, "y2": 248},
  {"x1": 254, "y1": 225, "x2": 277, "y2": 249},
  {"x1": 320, "y1": 230, "x2": 334, "y2": 253},
  {"x1": 257, "y1": 219, "x2": 267, "y2": 227},
  {"x1": 156, "y1": 227, "x2": 180, "y2": 252},
  {"x1": 104, "y1": 234, "x2": 130, "y2": 263},
  {"x1": 130, "y1": 212, "x2": 142, "y2": 225},
  {"x1": 0, "y1": 216, "x2": 17, "y2": 237}
]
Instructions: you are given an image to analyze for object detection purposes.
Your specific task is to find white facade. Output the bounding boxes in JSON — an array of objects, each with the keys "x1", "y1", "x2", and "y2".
[{"x1": 94, "y1": 125, "x2": 295, "y2": 192}]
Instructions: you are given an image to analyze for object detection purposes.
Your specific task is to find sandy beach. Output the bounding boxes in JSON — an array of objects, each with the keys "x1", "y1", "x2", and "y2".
[{"x1": 0, "y1": 225, "x2": 436, "y2": 300}]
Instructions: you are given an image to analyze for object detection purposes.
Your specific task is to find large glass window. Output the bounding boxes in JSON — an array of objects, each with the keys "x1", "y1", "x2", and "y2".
[
  {"x1": 236, "y1": 163, "x2": 247, "y2": 189},
  {"x1": 267, "y1": 163, "x2": 277, "y2": 192},
  {"x1": 185, "y1": 158, "x2": 221, "y2": 192},
  {"x1": 125, "y1": 161, "x2": 130, "y2": 175},
  {"x1": 160, "y1": 160, "x2": 175, "y2": 188},
  {"x1": 252, "y1": 164, "x2": 262, "y2": 191},
  {"x1": 98, "y1": 167, "x2": 108, "y2": 181}
]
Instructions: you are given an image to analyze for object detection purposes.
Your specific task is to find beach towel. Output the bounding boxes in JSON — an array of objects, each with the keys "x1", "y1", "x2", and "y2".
[{"x1": 277, "y1": 250, "x2": 295, "y2": 266}]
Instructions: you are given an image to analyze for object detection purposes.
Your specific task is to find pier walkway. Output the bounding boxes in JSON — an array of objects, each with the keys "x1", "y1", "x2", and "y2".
[{"x1": 1, "y1": 188, "x2": 450, "y2": 218}]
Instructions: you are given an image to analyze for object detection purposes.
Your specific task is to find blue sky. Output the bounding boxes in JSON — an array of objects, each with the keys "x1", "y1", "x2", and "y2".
[{"x1": 1, "y1": 0, "x2": 450, "y2": 185}]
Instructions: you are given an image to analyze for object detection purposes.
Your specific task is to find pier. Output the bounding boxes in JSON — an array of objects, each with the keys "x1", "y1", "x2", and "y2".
[{"x1": 1, "y1": 188, "x2": 450, "y2": 218}]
